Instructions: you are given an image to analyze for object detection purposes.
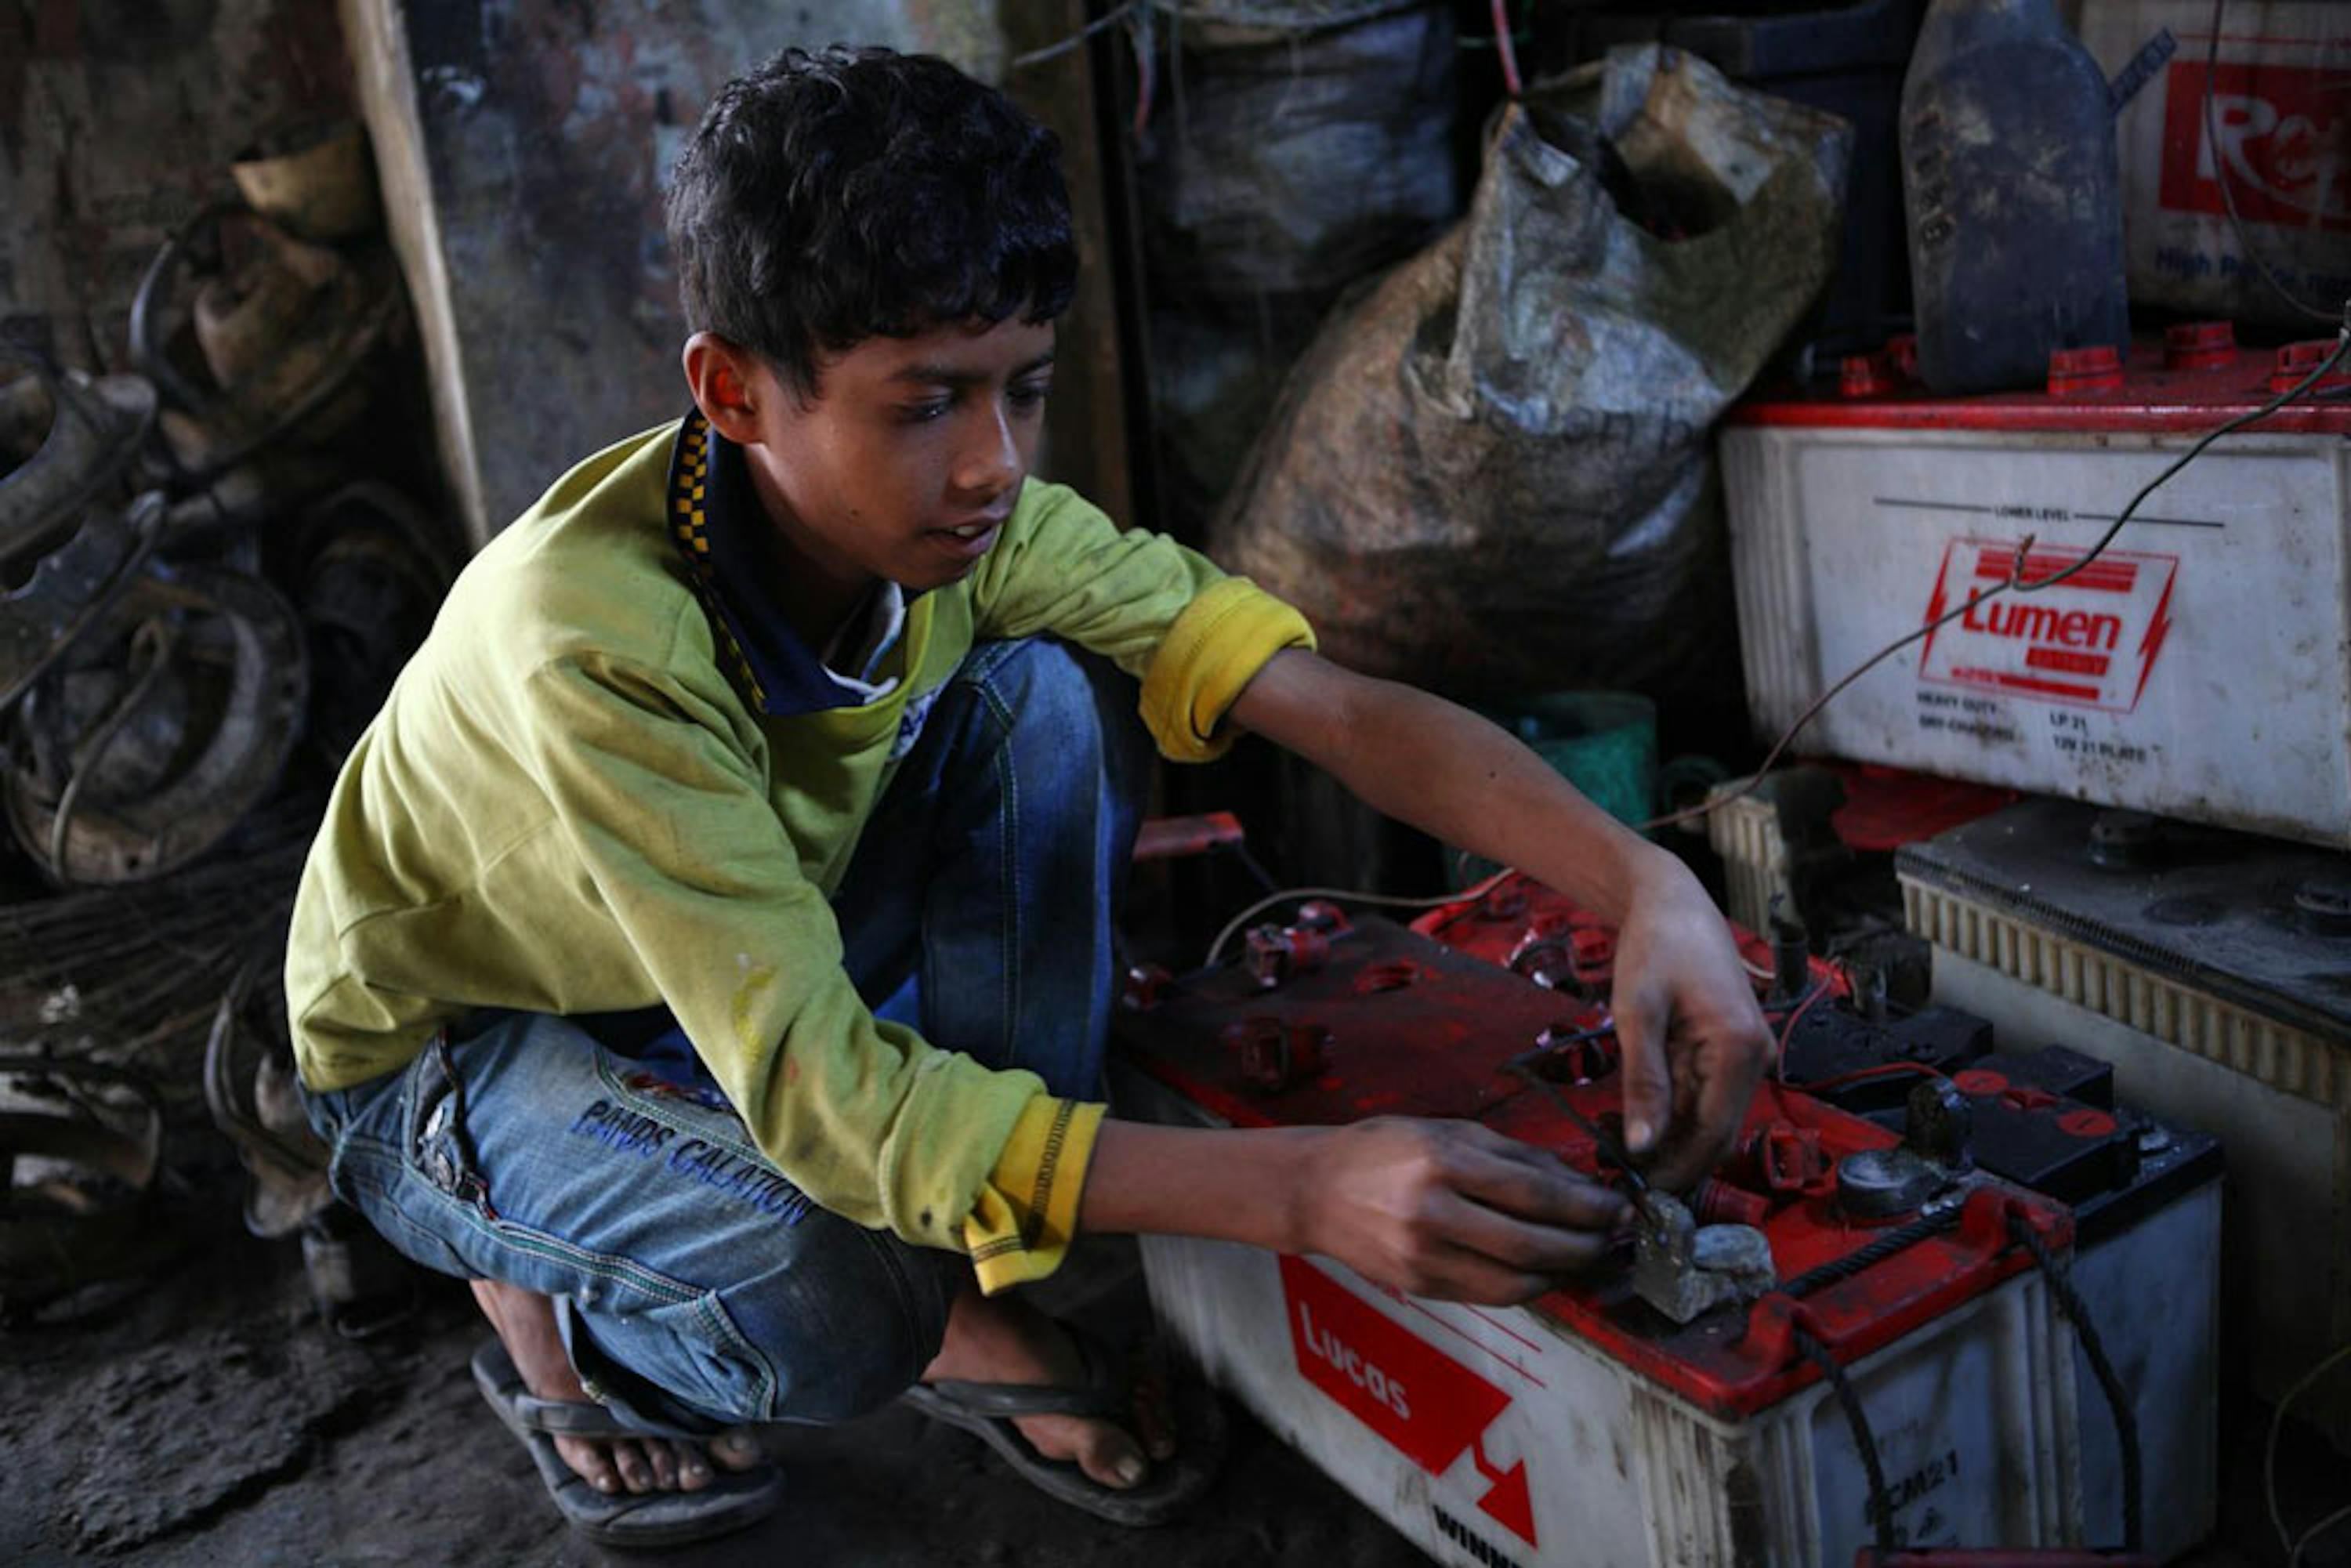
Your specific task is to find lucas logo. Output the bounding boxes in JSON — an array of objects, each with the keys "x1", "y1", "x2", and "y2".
[{"x1": 1297, "y1": 1299, "x2": 1411, "y2": 1421}]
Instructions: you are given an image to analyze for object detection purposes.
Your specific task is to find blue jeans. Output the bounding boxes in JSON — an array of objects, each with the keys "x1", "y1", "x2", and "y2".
[{"x1": 302, "y1": 639, "x2": 1148, "y2": 1432}]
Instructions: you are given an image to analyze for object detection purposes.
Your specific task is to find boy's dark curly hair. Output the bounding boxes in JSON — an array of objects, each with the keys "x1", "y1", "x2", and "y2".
[{"x1": 666, "y1": 45, "x2": 1077, "y2": 397}]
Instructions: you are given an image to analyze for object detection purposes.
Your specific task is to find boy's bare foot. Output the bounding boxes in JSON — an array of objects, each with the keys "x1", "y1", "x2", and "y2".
[
  {"x1": 920, "y1": 1288, "x2": 1176, "y2": 1490},
  {"x1": 470, "y1": 1279, "x2": 764, "y2": 1496}
]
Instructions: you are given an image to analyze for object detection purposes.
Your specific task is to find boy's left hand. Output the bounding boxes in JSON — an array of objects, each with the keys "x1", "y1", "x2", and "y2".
[{"x1": 1603, "y1": 861, "x2": 1773, "y2": 1191}]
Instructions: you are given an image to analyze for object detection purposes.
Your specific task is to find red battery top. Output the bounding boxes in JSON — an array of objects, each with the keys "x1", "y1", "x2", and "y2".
[
  {"x1": 1730, "y1": 326, "x2": 2351, "y2": 436},
  {"x1": 1115, "y1": 911, "x2": 2068, "y2": 1422}
]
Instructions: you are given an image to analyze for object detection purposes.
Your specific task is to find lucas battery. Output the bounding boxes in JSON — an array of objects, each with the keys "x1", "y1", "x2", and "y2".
[
  {"x1": 1112, "y1": 915, "x2": 2091, "y2": 1567},
  {"x1": 1413, "y1": 873, "x2": 2224, "y2": 1559}
]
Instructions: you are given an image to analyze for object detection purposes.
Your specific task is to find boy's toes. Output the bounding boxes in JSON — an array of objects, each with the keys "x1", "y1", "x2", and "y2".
[
  {"x1": 612, "y1": 1439, "x2": 656, "y2": 1494},
  {"x1": 708, "y1": 1429, "x2": 764, "y2": 1472},
  {"x1": 1130, "y1": 1360, "x2": 1178, "y2": 1463},
  {"x1": 678, "y1": 1442, "x2": 714, "y2": 1491},
  {"x1": 554, "y1": 1436, "x2": 623, "y2": 1496},
  {"x1": 1074, "y1": 1421, "x2": 1150, "y2": 1491},
  {"x1": 643, "y1": 1440, "x2": 679, "y2": 1490}
]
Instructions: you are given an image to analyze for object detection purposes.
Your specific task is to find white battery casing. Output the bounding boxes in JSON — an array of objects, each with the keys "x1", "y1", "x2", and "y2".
[
  {"x1": 1114, "y1": 1066, "x2": 2087, "y2": 1568},
  {"x1": 1724, "y1": 417, "x2": 2350, "y2": 846}
]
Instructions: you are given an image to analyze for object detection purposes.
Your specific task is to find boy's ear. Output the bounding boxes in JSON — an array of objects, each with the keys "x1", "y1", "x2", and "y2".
[{"x1": 682, "y1": 333, "x2": 772, "y2": 447}]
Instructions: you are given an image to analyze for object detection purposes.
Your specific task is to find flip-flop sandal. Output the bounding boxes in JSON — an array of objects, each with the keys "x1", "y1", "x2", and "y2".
[
  {"x1": 470, "y1": 1338, "x2": 781, "y2": 1548},
  {"x1": 900, "y1": 1327, "x2": 1227, "y2": 1527}
]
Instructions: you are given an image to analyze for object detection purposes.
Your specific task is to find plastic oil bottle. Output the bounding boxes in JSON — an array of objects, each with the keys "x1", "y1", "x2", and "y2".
[{"x1": 1900, "y1": 0, "x2": 2129, "y2": 393}]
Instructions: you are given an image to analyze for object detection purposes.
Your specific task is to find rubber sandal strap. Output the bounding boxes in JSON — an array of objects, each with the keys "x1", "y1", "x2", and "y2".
[
  {"x1": 510, "y1": 1390, "x2": 648, "y2": 1439},
  {"x1": 915, "y1": 1323, "x2": 1125, "y2": 1421}
]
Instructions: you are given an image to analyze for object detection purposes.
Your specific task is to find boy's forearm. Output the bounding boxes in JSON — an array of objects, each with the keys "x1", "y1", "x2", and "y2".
[
  {"x1": 1230, "y1": 652, "x2": 1679, "y2": 921},
  {"x1": 1076, "y1": 1119, "x2": 1317, "y2": 1251}
]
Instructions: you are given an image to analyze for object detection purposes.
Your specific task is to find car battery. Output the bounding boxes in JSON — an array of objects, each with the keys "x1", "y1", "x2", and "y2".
[
  {"x1": 1898, "y1": 798, "x2": 2351, "y2": 1452},
  {"x1": 1113, "y1": 915, "x2": 2089, "y2": 1568},
  {"x1": 1704, "y1": 762, "x2": 2018, "y2": 952},
  {"x1": 2074, "y1": 0, "x2": 2351, "y2": 331},
  {"x1": 1416, "y1": 874, "x2": 2224, "y2": 1556},
  {"x1": 1719, "y1": 328, "x2": 2351, "y2": 849}
]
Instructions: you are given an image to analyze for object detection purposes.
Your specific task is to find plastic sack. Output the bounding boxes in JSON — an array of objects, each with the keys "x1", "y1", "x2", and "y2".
[
  {"x1": 1208, "y1": 45, "x2": 1852, "y2": 705},
  {"x1": 1136, "y1": 0, "x2": 1459, "y2": 304},
  {"x1": 1137, "y1": 0, "x2": 1460, "y2": 536}
]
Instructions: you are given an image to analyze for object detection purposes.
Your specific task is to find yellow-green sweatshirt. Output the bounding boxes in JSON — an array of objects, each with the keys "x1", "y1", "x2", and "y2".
[{"x1": 285, "y1": 412, "x2": 1312, "y2": 1290}]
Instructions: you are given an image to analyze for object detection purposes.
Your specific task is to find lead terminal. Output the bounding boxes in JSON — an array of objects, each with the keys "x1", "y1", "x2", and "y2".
[{"x1": 1630, "y1": 1193, "x2": 1780, "y2": 1325}]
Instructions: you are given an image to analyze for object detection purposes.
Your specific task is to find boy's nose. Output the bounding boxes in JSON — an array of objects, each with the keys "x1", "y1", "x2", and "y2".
[{"x1": 952, "y1": 408, "x2": 1021, "y2": 501}]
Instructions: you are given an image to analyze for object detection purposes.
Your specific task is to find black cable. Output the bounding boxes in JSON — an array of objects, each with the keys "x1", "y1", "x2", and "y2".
[
  {"x1": 2008, "y1": 1212, "x2": 2144, "y2": 1555},
  {"x1": 2202, "y1": 0, "x2": 2340, "y2": 324},
  {"x1": 1795, "y1": 1326, "x2": 1897, "y2": 1559},
  {"x1": 1779, "y1": 1206, "x2": 1962, "y2": 1300}
]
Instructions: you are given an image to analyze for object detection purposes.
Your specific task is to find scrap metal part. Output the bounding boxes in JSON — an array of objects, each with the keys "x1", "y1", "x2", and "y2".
[
  {"x1": 0, "y1": 1054, "x2": 175, "y2": 1320},
  {"x1": 2, "y1": 565, "x2": 309, "y2": 884},
  {"x1": 0, "y1": 491, "x2": 165, "y2": 711},
  {"x1": 0, "y1": 353, "x2": 158, "y2": 567},
  {"x1": 231, "y1": 118, "x2": 381, "y2": 244},
  {"x1": 129, "y1": 205, "x2": 403, "y2": 479},
  {"x1": 203, "y1": 958, "x2": 331, "y2": 1241},
  {"x1": 1629, "y1": 1193, "x2": 1779, "y2": 1324},
  {"x1": 295, "y1": 482, "x2": 455, "y2": 763}
]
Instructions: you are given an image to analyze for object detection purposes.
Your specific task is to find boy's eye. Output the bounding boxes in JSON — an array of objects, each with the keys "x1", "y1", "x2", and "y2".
[
  {"x1": 898, "y1": 398, "x2": 952, "y2": 425},
  {"x1": 1009, "y1": 378, "x2": 1052, "y2": 409}
]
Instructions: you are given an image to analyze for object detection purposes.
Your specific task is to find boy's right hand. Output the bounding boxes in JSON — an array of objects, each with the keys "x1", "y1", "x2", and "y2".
[{"x1": 1287, "y1": 1118, "x2": 1631, "y2": 1305}]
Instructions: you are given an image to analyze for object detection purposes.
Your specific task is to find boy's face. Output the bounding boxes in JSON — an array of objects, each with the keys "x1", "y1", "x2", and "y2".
[{"x1": 690, "y1": 316, "x2": 1056, "y2": 608}]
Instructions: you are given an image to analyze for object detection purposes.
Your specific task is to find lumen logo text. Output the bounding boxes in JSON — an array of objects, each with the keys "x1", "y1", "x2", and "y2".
[{"x1": 1919, "y1": 538, "x2": 2179, "y2": 712}]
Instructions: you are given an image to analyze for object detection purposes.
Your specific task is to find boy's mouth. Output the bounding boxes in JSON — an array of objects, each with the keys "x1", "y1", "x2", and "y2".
[{"x1": 925, "y1": 515, "x2": 1005, "y2": 563}]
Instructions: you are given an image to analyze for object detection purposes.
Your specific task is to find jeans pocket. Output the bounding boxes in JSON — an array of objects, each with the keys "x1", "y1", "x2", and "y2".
[{"x1": 406, "y1": 1033, "x2": 486, "y2": 1205}]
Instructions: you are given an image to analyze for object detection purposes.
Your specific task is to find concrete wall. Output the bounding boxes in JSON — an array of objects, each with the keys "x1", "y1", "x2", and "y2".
[
  {"x1": 0, "y1": 0, "x2": 355, "y2": 368},
  {"x1": 345, "y1": 0, "x2": 1127, "y2": 546}
]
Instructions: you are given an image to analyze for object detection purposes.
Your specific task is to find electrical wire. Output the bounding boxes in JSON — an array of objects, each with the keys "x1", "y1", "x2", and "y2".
[
  {"x1": 2268, "y1": 1342, "x2": 2351, "y2": 1563},
  {"x1": 2292, "y1": 1504, "x2": 2351, "y2": 1568},
  {"x1": 2009, "y1": 1211, "x2": 2143, "y2": 1555},
  {"x1": 1797, "y1": 1059, "x2": 1951, "y2": 1097},
  {"x1": 2202, "y1": 0, "x2": 2341, "y2": 325},
  {"x1": 1780, "y1": 1205, "x2": 1962, "y2": 1299},
  {"x1": 1792, "y1": 1327, "x2": 1896, "y2": 1559},
  {"x1": 1010, "y1": 0, "x2": 1147, "y2": 70},
  {"x1": 1203, "y1": 868, "x2": 1510, "y2": 969},
  {"x1": 1488, "y1": 0, "x2": 1523, "y2": 98}
]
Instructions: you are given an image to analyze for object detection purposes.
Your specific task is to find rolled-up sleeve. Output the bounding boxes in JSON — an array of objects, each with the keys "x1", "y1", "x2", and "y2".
[{"x1": 969, "y1": 484, "x2": 1315, "y2": 762}]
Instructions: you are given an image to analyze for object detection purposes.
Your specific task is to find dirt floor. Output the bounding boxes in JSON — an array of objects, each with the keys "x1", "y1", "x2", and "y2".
[
  {"x1": 0, "y1": 1133, "x2": 1428, "y2": 1568},
  {"x1": 0, "y1": 1134, "x2": 2341, "y2": 1566}
]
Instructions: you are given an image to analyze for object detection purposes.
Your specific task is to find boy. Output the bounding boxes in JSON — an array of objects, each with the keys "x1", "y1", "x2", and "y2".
[{"x1": 288, "y1": 45, "x2": 1770, "y2": 1547}]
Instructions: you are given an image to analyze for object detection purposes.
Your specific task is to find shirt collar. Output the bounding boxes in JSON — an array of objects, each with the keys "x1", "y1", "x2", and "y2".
[{"x1": 665, "y1": 411, "x2": 904, "y2": 715}]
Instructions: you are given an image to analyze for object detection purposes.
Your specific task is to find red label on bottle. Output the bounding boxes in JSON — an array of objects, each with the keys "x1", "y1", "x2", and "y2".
[{"x1": 2159, "y1": 58, "x2": 2351, "y2": 232}]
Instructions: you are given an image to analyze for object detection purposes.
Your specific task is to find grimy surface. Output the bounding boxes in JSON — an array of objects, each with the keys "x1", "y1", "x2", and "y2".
[{"x1": 0, "y1": 1149, "x2": 1426, "y2": 1567}]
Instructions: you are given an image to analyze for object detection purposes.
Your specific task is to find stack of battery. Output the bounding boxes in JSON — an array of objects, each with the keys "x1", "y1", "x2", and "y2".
[{"x1": 1413, "y1": 872, "x2": 2223, "y2": 1559}]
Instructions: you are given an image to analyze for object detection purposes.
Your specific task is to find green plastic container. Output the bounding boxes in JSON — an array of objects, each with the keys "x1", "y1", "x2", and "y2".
[
  {"x1": 1445, "y1": 690, "x2": 1695, "y2": 889},
  {"x1": 1486, "y1": 691, "x2": 1661, "y2": 828}
]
